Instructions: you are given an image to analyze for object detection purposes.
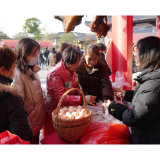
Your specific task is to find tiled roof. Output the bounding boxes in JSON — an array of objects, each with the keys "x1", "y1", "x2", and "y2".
[
  {"x1": 133, "y1": 15, "x2": 156, "y2": 21},
  {"x1": 55, "y1": 32, "x2": 86, "y2": 38},
  {"x1": 78, "y1": 33, "x2": 97, "y2": 41},
  {"x1": 84, "y1": 15, "x2": 157, "y2": 27},
  {"x1": 108, "y1": 15, "x2": 156, "y2": 24},
  {"x1": 55, "y1": 32, "x2": 96, "y2": 41}
]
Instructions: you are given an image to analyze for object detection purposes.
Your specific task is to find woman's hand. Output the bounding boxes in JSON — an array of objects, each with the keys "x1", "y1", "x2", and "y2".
[
  {"x1": 114, "y1": 90, "x2": 126, "y2": 99},
  {"x1": 85, "y1": 95, "x2": 97, "y2": 106},
  {"x1": 102, "y1": 99, "x2": 112, "y2": 109}
]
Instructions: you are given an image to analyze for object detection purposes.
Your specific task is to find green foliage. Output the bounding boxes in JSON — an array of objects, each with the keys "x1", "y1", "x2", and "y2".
[
  {"x1": 0, "y1": 31, "x2": 10, "y2": 40},
  {"x1": 23, "y1": 17, "x2": 42, "y2": 40},
  {"x1": 44, "y1": 33, "x2": 59, "y2": 41},
  {"x1": 84, "y1": 42, "x2": 89, "y2": 48},
  {"x1": 58, "y1": 32, "x2": 77, "y2": 45},
  {"x1": 12, "y1": 32, "x2": 29, "y2": 40}
]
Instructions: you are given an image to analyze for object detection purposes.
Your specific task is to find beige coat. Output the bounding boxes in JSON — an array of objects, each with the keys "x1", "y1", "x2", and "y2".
[{"x1": 12, "y1": 65, "x2": 46, "y2": 136}]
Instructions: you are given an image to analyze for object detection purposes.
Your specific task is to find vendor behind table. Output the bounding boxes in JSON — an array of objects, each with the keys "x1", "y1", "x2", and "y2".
[{"x1": 76, "y1": 44, "x2": 114, "y2": 106}]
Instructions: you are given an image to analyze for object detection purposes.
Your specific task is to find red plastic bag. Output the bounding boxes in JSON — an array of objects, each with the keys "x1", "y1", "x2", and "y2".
[
  {"x1": 0, "y1": 130, "x2": 30, "y2": 144},
  {"x1": 80, "y1": 122, "x2": 130, "y2": 144}
]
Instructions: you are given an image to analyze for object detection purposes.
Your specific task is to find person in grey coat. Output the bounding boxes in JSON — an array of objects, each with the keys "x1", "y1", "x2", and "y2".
[
  {"x1": 38, "y1": 50, "x2": 45, "y2": 69},
  {"x1": 103, "y1": 36, "x2": 160, "y2": 144}
]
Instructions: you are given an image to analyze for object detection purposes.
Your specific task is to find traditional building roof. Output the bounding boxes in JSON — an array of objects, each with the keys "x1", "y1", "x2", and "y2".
[
  {"x1": 78, "y1": 33, "x2": 97, "y2": 42},
  {"x1": 54, "y1": 31, "x2": 97, "y2": 42},
  {"x1": 84, "y1": 15, "x2": 157, "y2": 27}
]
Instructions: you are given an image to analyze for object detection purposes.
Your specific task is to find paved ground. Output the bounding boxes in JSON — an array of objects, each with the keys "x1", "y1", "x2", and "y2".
[{"x1": 37, "y1": 66, "x2": 48, "y2": 144}]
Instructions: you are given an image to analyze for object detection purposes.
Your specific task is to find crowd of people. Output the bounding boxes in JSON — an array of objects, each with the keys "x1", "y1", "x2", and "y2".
[{"x1": 1, "y1": 36, "x2": 160, "y2": 144}]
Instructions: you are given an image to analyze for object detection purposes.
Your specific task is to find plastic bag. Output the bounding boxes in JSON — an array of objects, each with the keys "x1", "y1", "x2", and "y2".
[
  {"x1": 103, "y1": 106, "x2": 123, "y2": 124},
  {"x1": 80, "y1": 122, "x2": 130, "y2": 144},
  {"x1": 112, "y1": 71, "x2": 131, "y2": 89},
  {"x1": 0, "y1": 130, "x2": 30, "y2": 145},
  {"x1": 87, "y1": 105, "x2": 123, "y2": 124}
]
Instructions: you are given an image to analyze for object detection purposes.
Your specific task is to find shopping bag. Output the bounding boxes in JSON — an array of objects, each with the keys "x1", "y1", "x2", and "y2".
[
  {"x1": 0, "y1": 130, "x2": 30, "y2": 144},
  {"x1": 80, "y1": 122, "x2": 130, "y2": 144},
  {"x1": 112, "y1": 71, "x2": 131, "y2": 88}
]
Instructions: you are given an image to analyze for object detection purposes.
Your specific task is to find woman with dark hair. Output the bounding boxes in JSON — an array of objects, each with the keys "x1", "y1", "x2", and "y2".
[
  {"x1": 12, "y1": 38, "x2": 46, "y2": 144},
  {"x1": 49, "y1": 43, "x2": 70, "y2": 67},
  {"x1": 0, "y1": 45, "x2": 33, "y2": 142},
  {"x1": 76, "y1": 44, "x2": 114, "y2": 105},
  {"x1": 104, "y1": 36, "x2": 160, "y2": 144},
  {"x1": 44, "y1": 46, "x2": 96, "y2": 137}
]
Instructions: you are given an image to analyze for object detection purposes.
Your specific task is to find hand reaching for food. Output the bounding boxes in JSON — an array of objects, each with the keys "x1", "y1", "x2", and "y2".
[
  {"x1": 102, "y1": 99, "x2": 112, "y2": 109},
  {"x1": 114, "y1": 90, "x2": 126, "y2": 99},
  {"x1": 85, "y1": 95, "x2": 97, "y2": 106}
]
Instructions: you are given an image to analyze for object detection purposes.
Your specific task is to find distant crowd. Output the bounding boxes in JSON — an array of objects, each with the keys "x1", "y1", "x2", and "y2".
[{"x1": 37, "y1": 44, "x2": 85, "y2": 71}]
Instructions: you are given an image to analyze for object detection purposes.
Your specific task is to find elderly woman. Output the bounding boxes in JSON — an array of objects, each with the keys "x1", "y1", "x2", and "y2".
[
  {"x1": 13, "y1": 38, "x2": 46, "y2": 144},
  {"x1": 44, "y1": 46, "x2": 96, "y2": 137},
  {"x1": 76, "y1": 44, "x2": 114, "y2": 105},
  {"x1": 0, "y1": 45, "x2": 33, "y2": 142},
  {"x1": 104, "y1": 36, "x2": 160, "y2": 144}
]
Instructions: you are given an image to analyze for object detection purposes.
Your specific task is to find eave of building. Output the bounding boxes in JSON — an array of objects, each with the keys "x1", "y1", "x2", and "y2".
[{"x1": 84, "y1": 15, "x2": 157, "y2": 27}]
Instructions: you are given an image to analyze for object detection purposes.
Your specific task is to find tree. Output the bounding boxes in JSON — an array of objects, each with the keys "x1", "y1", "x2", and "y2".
[
  {"x1": 44, "y1": 33, "x2": 59, "y2": 41},
  {"x1": 0, "y1": 31, "x2": 10, "y2": 40},
  {"x1": 84, "y1": 42, "x2": 89, "y2": 48},
  {"x1": 58, "y1": 32, "x2": 77, "y2": 45},
  {"x1": 23, "y1": 17, "x2": 42, "y2": 40},
  {"x1": 12, "y1": 32, "x2": 29, "y2": 40}
]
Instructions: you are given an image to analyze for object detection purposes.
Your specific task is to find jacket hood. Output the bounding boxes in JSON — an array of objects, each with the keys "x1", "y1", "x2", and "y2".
[
  {"x1": 135, "y1": 68, "x2": 160, "y2": 83},
  {"x1": 0, "y1": 73, "x2": 20, "y2": 100},
  {"x1": 0, "y1": 83, "x2": 20, "y2": 100}
]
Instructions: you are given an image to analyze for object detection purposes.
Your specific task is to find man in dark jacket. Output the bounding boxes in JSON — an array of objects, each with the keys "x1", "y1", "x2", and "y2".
[
  {"x1": 44, "y1": 47, "x2": 50, "y2": 67},
  {"x1": 38, "y1": 50, "x2": 45, "y2": 69}
]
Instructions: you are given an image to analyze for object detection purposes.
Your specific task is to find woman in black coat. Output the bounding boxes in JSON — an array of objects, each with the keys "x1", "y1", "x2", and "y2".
[
  {"x1": 104, "y1": 36, "x2": 160, "y2": 144},
  {"x1": 76, "y1": 44, "x2": 114, "y2": 106},
  {"x1": 0, "y1": 45, "x2": 33, "y2": 142}
]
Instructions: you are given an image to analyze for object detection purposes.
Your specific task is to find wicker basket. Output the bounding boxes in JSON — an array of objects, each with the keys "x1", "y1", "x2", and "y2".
[{"x1": 52, "y1": 88, "x2": 92, "y2": 143}]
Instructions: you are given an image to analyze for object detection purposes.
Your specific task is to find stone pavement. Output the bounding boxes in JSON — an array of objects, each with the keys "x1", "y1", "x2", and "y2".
[
  {"x1": 37, "y1": 66, "x2": 48, "y2": 144},
  {"x1": 37, "y1": 66, "x2": 48, "y2": 89}
]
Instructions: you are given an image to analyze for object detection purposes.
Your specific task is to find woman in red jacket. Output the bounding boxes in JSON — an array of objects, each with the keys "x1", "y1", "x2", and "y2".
[{"x1": 43, "y1": 46, "x2": 96, "y2": 138}]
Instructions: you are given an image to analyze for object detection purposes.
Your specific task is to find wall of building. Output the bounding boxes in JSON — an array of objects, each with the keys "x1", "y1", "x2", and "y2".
[
  {"x1": 108, "y1": 22, "x2": 157, "y2": 43},
  {"x1": 133, "y1": 23, "x2": 157, "y2": 33}
]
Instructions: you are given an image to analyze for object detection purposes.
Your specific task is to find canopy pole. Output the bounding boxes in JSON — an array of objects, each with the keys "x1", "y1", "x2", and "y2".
[
  {"x1": 111, "y1": 16, "x2": 133, "y2": 89},
  {"x1": 157, "y1": 16, "x2": 160, "y2": 38}
]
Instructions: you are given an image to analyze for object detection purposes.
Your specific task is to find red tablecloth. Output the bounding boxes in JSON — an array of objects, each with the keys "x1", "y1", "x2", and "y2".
[{"x1": 40, "y1": 132, "x2": 73, "y2": 144}]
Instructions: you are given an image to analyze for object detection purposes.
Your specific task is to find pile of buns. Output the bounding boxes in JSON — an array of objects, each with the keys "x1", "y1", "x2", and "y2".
[{"x1": 56, "y1": 106, "x2": 89, "y2": 120}]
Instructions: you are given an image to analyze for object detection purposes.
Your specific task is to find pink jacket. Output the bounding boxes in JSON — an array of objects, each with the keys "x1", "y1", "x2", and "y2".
[
  {"x1": 45, "y1": 61, "x2": 82, "y2": 118},
  {"x1": 12, "y1": 65, "x2": 46, "y2": 136}
]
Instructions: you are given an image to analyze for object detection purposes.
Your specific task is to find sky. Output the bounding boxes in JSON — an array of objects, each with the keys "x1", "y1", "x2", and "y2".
[{"x1": 0, "y1": 14, "x2": 93, "y2": 38}]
